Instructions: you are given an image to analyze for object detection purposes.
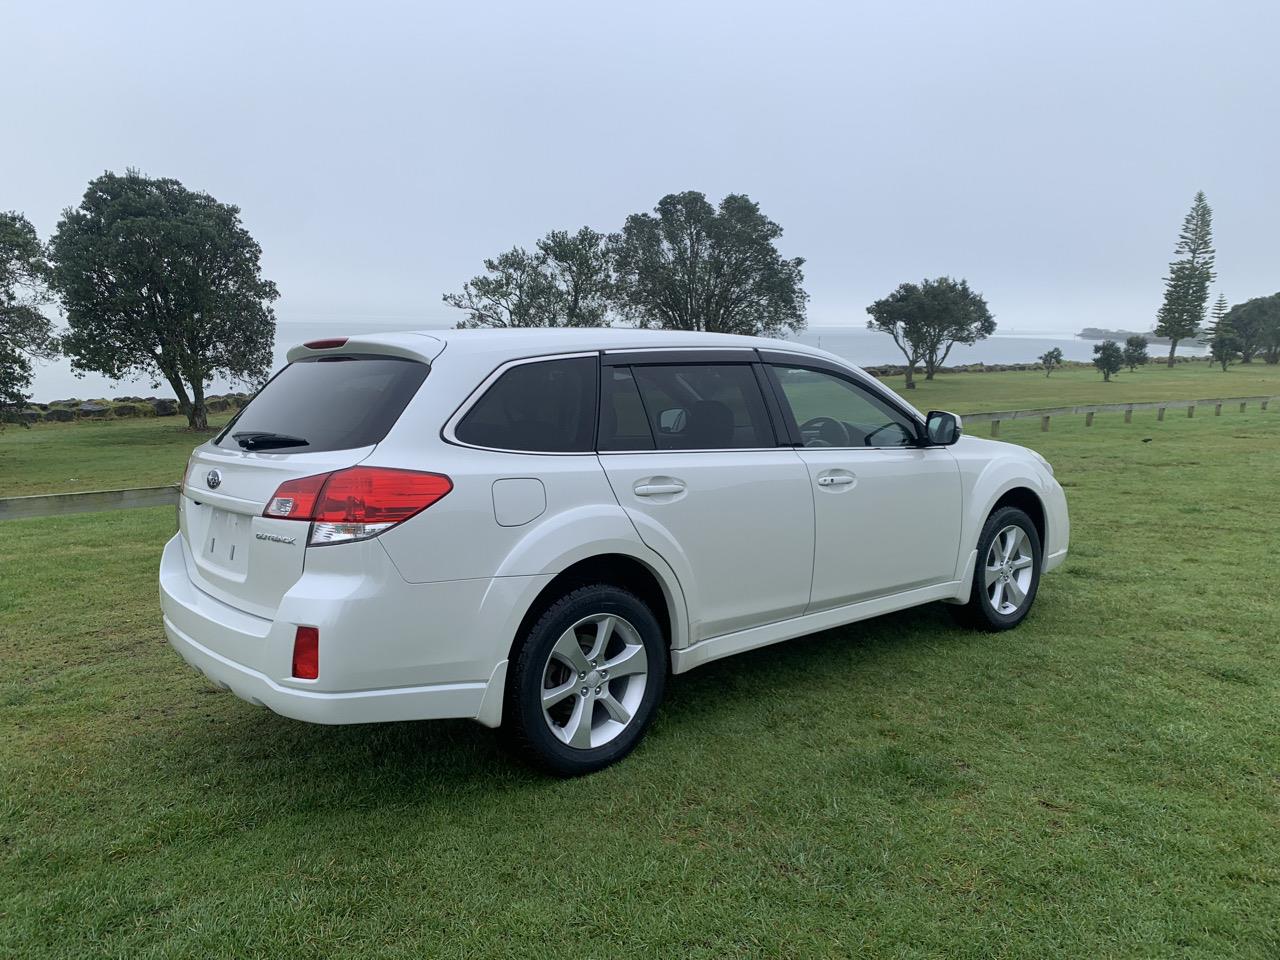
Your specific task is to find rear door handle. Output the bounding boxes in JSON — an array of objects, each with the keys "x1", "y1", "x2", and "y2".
[{"x1": 634, "y1": 480, "x2": 686, "y2": 497}]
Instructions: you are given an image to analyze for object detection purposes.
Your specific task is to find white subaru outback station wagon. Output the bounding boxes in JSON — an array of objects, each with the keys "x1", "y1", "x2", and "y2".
[{"x1": 161, "y1": 329, "x2": 1069, "y2": 774}]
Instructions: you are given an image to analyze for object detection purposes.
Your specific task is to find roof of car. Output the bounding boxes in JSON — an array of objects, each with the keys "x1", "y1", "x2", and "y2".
[
  {"x1": 433, "y1": 327, "x2": 827, "y2": 354},
  {"x1": 287, "y1": 326, "x2": 839, "y2": 366}
]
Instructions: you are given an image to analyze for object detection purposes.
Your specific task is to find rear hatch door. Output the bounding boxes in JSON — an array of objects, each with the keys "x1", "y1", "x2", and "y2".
[{"x1": 179, "y1": 350, "x2": 432, "y2": 619}]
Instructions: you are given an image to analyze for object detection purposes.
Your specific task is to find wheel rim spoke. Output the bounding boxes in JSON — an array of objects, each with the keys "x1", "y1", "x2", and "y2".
[
  {"x1": 541, "y1": 678, "x2": 578, "y2": 710},
  {"x1": 984, "y1": 564, "x2": 1002, "y2": 587},
  {"x1": 598, "y1": 692, "x2": 631, "y2": 725},
  {"x1": 1005, "y1": 576, "x2": 1026, "y2": 606},
  {"x1": 990, "y1": 581, "x2": 1005, "y2": 610},
  {"x1": 600, "y1": 643, "x2": 647, "y2": 679},
  {"x1": 551, "y1": 628, "x2": 591, "y2": 674},
  {"x1": 563, "y1": 695, "x2": 594, "y2": 748},
  {"x1": 588, "y1": 615, "x2": 615, "y2": 661},
  {"x1": 1012, "y1": 556, "x2": 1033, "y2": 571}
]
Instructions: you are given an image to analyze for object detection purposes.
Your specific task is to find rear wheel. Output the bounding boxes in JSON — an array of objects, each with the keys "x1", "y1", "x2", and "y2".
[
  {"x1": 503, "y1": 584, "x2": 666, "y2": 776},
  {"x1": 950, "y1": 506, "x2": 1042, "y2": 631}
]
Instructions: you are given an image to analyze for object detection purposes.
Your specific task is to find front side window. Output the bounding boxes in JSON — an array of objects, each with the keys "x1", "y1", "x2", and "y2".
[
  {"x1": 456, "y1": 356, "x2": 597, "y2": 452},
  {"x1": 769, "y1": 365, "x2": 919, "y2": 448},
  {"x1": 628, "y1": 363, "x2": 775, "y2": 450}
]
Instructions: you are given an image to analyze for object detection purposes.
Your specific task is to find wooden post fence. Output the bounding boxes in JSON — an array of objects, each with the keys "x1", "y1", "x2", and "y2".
[{"x1": 954, "y1": 393, "x2": 1278, "y2": 434}]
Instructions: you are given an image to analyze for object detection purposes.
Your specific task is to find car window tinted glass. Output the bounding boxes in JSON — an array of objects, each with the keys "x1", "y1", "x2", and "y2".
[
  {"x1": 215, "y1": 356, "x2": 428, "y2": 453},
  {"x1": 630, "y1": 364, "x2": 774, "y2": 450},
  {"x1": 598, "y1": 366, "x2": 655, "y2": 450},
  {"x1": 456, "y1": 356, "x2": 597, "y2": 452},
  {"x1": 770, "y1": 365, "x2": 918, "y2": 448}
]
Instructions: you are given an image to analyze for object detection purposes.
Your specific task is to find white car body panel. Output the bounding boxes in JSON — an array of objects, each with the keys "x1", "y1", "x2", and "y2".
[{"x1": 159, "y1": 328, "x2": 1069, "y2": 729}]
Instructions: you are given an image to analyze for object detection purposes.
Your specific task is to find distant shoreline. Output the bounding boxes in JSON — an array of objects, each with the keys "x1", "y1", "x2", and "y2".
[{"x1": 1077, "y1": 327, "x2": 1176, "y2": 345}]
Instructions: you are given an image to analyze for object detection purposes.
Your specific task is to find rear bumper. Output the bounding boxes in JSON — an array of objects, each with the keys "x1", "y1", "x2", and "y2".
[
  {"x1": 159, "y1": 534, "x2": 542, "y2": 726},
  {"x1": 163, "y1": 613, "x2": 494, "y2": 725}
]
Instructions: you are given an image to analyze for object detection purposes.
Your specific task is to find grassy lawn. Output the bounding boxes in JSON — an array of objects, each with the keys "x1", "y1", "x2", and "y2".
[
  {"x1": 0, "y1": 414, "x2": 232, "y2": 498},
  {"x1": 2, "y1": 411, "x2": 1278, "y2": 958},
  {"x1": 878, "y1": 360, "x2": 1280, "y2": 413}
]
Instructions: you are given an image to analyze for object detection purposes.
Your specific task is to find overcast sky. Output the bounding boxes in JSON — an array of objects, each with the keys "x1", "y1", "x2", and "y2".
[{"x1": 4, "y1": 0, "x2": 1277, "y2": 333}]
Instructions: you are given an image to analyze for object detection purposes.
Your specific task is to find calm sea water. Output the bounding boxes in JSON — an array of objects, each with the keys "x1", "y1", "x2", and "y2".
[{"x1": 26, "y1": 322, "x2": 1205, "y2": 402}]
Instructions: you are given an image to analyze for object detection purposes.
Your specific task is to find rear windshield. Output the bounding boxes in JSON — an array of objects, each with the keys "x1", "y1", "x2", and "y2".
[{"x1": 216, "y1": 356, "x2": 428, "y2": 453}]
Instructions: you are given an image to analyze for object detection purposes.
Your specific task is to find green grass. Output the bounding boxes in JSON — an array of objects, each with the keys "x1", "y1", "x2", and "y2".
[
  {"x1": 878, "y1": 360, "x2": 1280, "y2": 413},
  {"x1": 3, "y1": 411, "x2": 1278, "y2": 957},
  {"x1": 0, "y1": 414, "x2": 232, "y2": 497}
]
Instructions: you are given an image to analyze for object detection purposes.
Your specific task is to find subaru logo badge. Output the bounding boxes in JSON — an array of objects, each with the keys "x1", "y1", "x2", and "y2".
[{"x1": 206, "y1": 469, "x2": 222, "y2": 490}]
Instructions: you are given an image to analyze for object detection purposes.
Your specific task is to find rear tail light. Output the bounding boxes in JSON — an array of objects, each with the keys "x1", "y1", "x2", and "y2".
[
  {"x1": 292, "y1": 626, "x2": 319, "y2": 679},
  {"x1": 265, "y1": 473, "x2": 328, "y2": 519},
  {"x1": 263, "y1": 467, "x2": 452, "y2": 545}
]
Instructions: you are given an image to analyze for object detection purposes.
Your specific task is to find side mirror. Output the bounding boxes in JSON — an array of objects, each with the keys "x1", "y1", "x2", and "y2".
[
  {"x1": 657, "y1": 407, "x2": 688, "y2": 435},
  {"x1": 924, "y1": 410, "x2": 962, "y2": 446}
]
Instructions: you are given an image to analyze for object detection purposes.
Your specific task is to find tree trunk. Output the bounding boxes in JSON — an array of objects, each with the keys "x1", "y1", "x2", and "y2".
[
  {"x1": 904, "y1": 364, "x2": 916, "y2": 389},
  {"x1": 1166, "y1": 339, "x2": 1178, "y2": 367},
  {"x1": 189, "y1": 378, "x2": 209, "y2": 431}
]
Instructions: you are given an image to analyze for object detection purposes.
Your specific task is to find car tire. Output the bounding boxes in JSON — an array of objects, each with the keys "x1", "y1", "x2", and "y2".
[
  {"x1": 502, "y1": 584, "x2": 667, "y2": 776},
  {"x1": 950, "y1": 506, "x2": 1043, "y2": 631}
]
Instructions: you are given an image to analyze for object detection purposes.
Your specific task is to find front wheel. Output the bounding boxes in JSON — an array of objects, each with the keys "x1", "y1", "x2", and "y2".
[
  {"x1": 950, "y1": 506, "x2": 1042, "y2": 631},
  {"x1": 502, "y1": 584, "x2": 666, "y2": 776}
]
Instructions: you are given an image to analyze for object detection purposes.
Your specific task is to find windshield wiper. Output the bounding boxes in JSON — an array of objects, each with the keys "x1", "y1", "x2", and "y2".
[{"x1": 232, "y1": 431, "x2": 310, "y2": 450}]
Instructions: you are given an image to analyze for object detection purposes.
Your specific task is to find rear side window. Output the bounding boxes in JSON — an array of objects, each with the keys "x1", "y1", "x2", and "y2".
[
  {"x1": 629, "y1": 363, "x2": 775, "y2": 450},
  {"x1": 598, "y1": 367, "x2": 655, "y2": 451},
  {"x1": 216, "y1": 356, "x2": 428, "y2": 453},
  {"x1": 455, "y1": 356, "x2": 597, "y2": 452}
]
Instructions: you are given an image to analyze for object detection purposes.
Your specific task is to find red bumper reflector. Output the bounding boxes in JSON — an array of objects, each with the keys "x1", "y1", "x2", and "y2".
[{"x1": 292, "y1": 626, "x2": 319, "y2": 679}]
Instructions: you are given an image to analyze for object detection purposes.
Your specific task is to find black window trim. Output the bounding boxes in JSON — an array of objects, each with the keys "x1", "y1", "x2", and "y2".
[
  {"x1": 596, "y1": 353, "x2": 788, "y2": 454},
  {"x1": 442, "y1": 351, "x2": 601, "y2": 456},
  {"x1": 757, "y1": 349, "x2": 934, "y2": 449}
]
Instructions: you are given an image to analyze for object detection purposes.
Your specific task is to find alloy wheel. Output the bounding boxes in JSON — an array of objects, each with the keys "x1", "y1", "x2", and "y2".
[
  {"x1": 540, "y1": 614, "x2": 649, "y2": 749},
  {"x1": 984, "y1": 524, "x2": 1035, "y2": 615}
]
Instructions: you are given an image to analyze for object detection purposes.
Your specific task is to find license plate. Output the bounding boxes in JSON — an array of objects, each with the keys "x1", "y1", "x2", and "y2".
[{"x1": 204, "y1": 508, "x2": 249, "y2": 573}]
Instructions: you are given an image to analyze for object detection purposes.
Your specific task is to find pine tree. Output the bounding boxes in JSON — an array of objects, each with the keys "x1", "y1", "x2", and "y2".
[
  {"x1": 1154, "y1": 191, "x2": 1215, "y2": 367},
  {"x1": 1202, "y1": 293, "x2": 1236, "y2": 371}
]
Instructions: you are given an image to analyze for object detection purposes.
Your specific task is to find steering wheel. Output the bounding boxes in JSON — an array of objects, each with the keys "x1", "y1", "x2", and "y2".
[
  {"x1": 798, "y1": 416, "x2": 850, "y2": 447},
  {"x1": 863, "y1": 422, "x2": 913, "y2": 447}
]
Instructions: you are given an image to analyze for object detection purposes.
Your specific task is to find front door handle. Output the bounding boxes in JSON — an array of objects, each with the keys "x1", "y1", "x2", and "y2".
[
  {"x1": 816, "y1": 473, "x2": 856, "y2": 487},
  {"x1": 634, "y1": 479, "x2": 686, "y2": 497}
]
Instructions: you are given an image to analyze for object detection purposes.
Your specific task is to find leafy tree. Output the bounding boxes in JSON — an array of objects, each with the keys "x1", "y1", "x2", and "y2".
[
  {"x1": 49, "y1": 171, "x2": 278, "y2": 430},
  {"x1": 1154, "y1": 191, "x2": 1215, "y2": 366},
  {"x1": 1093, "y1": 339, "x2": 1123, "y2": 381},
  {"x1": 0, "y1": 211, "x2": 58, "y2": 421},
  {"x1": 866, "y1": 277, "x2": 995, "y2": 388},
  {"x1": 1122, "y1": 335, "x2": 1150, "y2": 372},
  {"x1": 1223, "y1": 294, "x2": 1280, "y2": 365},
  {"x1": 444, "y1": 227, "x2": 614, "y2": 329},
  {"x1": 1039, "y1": 346, "x2": 1064, "y2": 378},
  {"x1": 612, "y1": 191, "x2": 807, "y2": 336}
]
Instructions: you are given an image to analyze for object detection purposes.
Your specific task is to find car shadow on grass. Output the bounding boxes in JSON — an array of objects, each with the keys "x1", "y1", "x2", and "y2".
[{"x1": 154, "y1": 601, "x2": 997, "y2": 808}]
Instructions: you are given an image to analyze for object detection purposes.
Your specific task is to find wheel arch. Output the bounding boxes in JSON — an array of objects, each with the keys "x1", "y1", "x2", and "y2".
[
  {"x1": 989, "y1": 486, "x2": 1047, "y2": 551},
  {"x1": 510, "y1": 552, "x2": 687, "y2": 666}
]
